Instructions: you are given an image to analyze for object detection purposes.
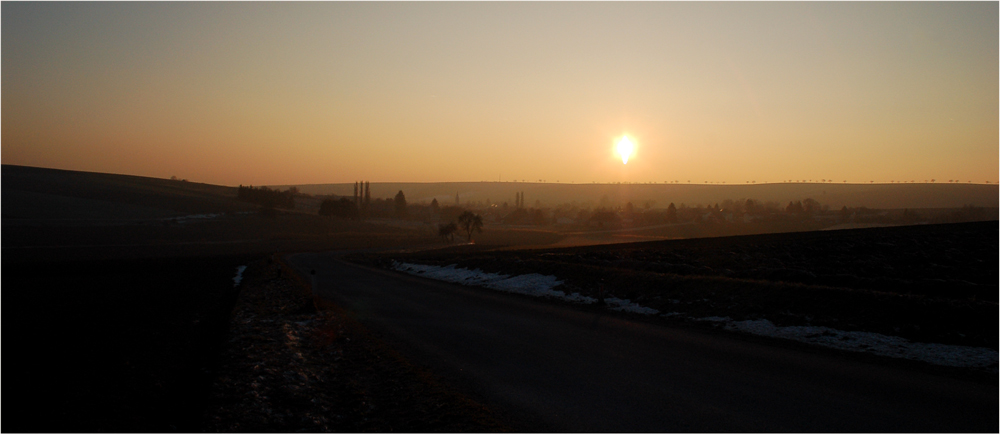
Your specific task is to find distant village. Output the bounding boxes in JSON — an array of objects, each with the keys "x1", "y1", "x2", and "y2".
[{"x1": 240, "y1": 182, "x2": 992, "y2": 230}]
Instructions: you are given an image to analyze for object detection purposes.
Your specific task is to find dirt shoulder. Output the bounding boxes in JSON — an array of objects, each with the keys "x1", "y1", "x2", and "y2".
[{"x1": 205, "y1": 256, "x2": 508, "y2": 432}]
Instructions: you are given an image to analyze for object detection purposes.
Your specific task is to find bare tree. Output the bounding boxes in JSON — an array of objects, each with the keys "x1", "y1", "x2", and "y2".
[
  {"x1": 457, "y1": 211, "x2": 483, "y2": 242},
  {"x1": 438, "y1": 222, "x2": 458, "y2": 242}
]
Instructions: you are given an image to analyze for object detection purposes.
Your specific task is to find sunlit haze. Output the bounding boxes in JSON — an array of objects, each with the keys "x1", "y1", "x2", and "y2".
[
  {"x1": 3, "y1": 2, "x2": 997, "y2": 186},
  {"x1": 617, "y1": 136, "x2": 634, "y2": 165}
]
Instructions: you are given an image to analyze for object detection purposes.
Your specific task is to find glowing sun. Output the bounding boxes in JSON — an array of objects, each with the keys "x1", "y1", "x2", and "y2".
[{"x1": 617, "y1": 136, "x2": 634, "y2": 164}]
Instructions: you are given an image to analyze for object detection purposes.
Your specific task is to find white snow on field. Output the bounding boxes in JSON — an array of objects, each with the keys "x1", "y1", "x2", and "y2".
[
  {"x1": 702, "y1": 318, "x2": 997, "y2": 370},
  {"x1": 392, "y1": 261, "x2": 997, "y2": 370},
  {"x1": 233, "y1": 265, "x2": 248, "y2": 287},
  {"x1": 393, "y1": 262, "x2": 596, "y2": 304},
  {"x1": 167, "y1": 213, "x2": 223, "y2": 224},
  {"x1": 695, "y1": 316, "x2": 732, "y2": 323},
  {"x1": 605, "y1": 297, "x2": 660, "y2": 315}
]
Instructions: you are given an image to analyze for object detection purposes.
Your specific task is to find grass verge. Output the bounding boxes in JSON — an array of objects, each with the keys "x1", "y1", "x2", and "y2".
[{"x1": 205, "y1": 257, "x2": 509, "y2": 432}]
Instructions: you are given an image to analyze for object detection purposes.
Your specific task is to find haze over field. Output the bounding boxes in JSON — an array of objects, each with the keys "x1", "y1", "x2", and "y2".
[
  {"x1": 3, "y1": 2, "x2": 997, "y2": 186},
  {"x1": 275, "y1": 181, "x2": 998, "y2": 210}
]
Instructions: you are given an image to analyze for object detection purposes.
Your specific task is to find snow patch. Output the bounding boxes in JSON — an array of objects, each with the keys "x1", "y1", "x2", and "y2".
[
  {"x1": 393, "y1": 262, "x2": 597, "y2": 304},
  {"x1": 605, "y1": 297, "x2": 660, "y2": 315},
  {"x1": 233, "y1": 265, "x2": 248, "y2": 287},
  {"x1": 391, "y1": 262, "x2": 996, "y2": 370},
  {"x1": 169, "y1": 213, "x2": 223, "y2": 224},
  {"x1": 696, "y1": 316, "x2": 733, "y2": 323},
  {"x1": 713, "y1": 318, "x2": 996, "y2": 370}
]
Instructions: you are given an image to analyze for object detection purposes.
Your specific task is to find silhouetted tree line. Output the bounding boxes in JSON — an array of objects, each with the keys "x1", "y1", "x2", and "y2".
[
  {"x1": 319, "y1": 197, "x2": 359, "y2": 219},
  {"x1": 318, "y1": 187, "x2": 416, "y2": 220},
  {"x1": 437, "y1": 211, "x2": 483, "y2": 242},
  {"x1": 438, "y1": 221, "x2": 458, "y2": 241},
  {"x1": 354, "y1": 181, "x2": 371, "y2": 214},
  {"x1": 383, "y1": 191, "x2": 994, "y2": 234},
  {"x1": 514, "y1": 191, "x2": 526, "y2": 209},
  {"x1": 394, "y1": 190, "x2": 407, "y2": 217},
  {"x1": 237, "y1": 185, "x2": 295, "y2": 209},
  {"x1": 503, "y1": 208, "x2": 548, "y2": 225}
]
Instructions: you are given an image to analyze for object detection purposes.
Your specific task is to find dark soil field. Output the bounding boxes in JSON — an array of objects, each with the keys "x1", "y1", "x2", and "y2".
[
  {"x1": 2, "y1": 165, "x2": 486, "y2": 431},
  {"x1": 4, "y1": 165, "x2": 995, "y2": 431},
  {"x1": 5, "y1": 255, "x2": 252, "y2": 432},
  {"x1": 4, "y1": 252, "x2": 507, "y2": 432},
  {"x1": 361, "y1": 221, "x2": 998, "y2": 351}
]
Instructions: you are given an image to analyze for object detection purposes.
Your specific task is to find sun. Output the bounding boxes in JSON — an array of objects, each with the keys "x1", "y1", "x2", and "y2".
[{"x1": 616, "y1": 136, "x2": 634, "y2": 164}]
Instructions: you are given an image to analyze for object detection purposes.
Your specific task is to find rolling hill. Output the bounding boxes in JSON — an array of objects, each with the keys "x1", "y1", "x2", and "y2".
[{"x1": 2, "y1": 164, "x2": 257, "y2": 224}]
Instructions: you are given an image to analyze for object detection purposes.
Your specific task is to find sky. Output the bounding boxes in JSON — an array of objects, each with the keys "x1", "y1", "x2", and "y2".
[{"x1": 3, "y1": 2, "x2": 997, "y2": 186}]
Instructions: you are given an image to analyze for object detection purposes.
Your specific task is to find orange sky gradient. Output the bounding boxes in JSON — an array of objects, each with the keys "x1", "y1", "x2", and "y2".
[{"x1": 3, "y1": 2, "x2": 997, "y2": 186}]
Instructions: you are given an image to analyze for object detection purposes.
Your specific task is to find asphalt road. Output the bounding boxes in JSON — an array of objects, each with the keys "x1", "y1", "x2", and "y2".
[{"x1": 287, "y1": 252, "x2": 997, "y2": 432}]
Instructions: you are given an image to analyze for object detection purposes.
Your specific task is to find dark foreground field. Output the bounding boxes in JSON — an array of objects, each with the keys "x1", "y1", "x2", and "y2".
[
  {"x1": 4, "y1": 221, "x2": 997, "y2": 432},
  {"x1": 4, "y1": 253, "x2": 506, "y2": 432},
  {"x1": 5, "y1": 255, "x2": 251, "y2": 432},
  {"x1": 363, "y1": 221, "x2": 999, "y2": 352},
  {"x1": 3, "y1": 165, "x2": 996, "y2": 431}
]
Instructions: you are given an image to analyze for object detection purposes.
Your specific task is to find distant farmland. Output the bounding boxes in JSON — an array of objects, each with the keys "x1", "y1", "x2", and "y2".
[{"x1": 274, "y1": 180, "x2": 999, "y2": 210}]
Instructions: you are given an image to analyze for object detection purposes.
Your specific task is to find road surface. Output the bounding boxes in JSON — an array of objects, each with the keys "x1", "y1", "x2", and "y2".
[{"x1": 287, "y1": 251, "x2": 997, "y2": 432}]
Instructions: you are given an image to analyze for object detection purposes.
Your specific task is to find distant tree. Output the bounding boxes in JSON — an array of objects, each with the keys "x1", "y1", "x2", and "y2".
[
  {"x1": 319, "y1": 198, "x2": 336, "y2": 217},
  {"x1": 666, "y1": 203, "x2": 678, "y2": 222},
  {"x1": 430, "y1": 198, "x2": 440, "y2": 214},
  {"x1": 438, "y1": 222, "x2": 458, "y2": 242},
  {"x1": 786, "y1": 201, "x2": 804, "y2": 214},
  {"x1": 457, "y1": 211, "x2": 484, "y2": 242},
  {"x1": 802, "y1": 198, "x2": 820, "y2": 214},
  {"x1": 394, "y1": 190, "x2": 407, "y2": 217}
]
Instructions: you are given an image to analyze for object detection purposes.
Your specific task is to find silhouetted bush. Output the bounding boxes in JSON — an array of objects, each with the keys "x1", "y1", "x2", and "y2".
[
  {"x1": 394, "y1": 191, "x2": 407, "y2": 217},
  {"x1": 238, "y1": 185, "x2": 295, "y2": 209},
  {"x1": 438, "y1": 222, "x2": 458, "y2": 242},
  {"x1": 319, "y1": 198, "x2": 359, "y2": 219}
]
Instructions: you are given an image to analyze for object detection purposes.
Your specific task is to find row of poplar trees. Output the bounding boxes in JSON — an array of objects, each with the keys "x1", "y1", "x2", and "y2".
[
  {"x1": 514, "y1": 191, "x2": 526, "y2": 209},
  {"x1": 354, "y1": 181, "x2": 371, "y2": 210}
]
